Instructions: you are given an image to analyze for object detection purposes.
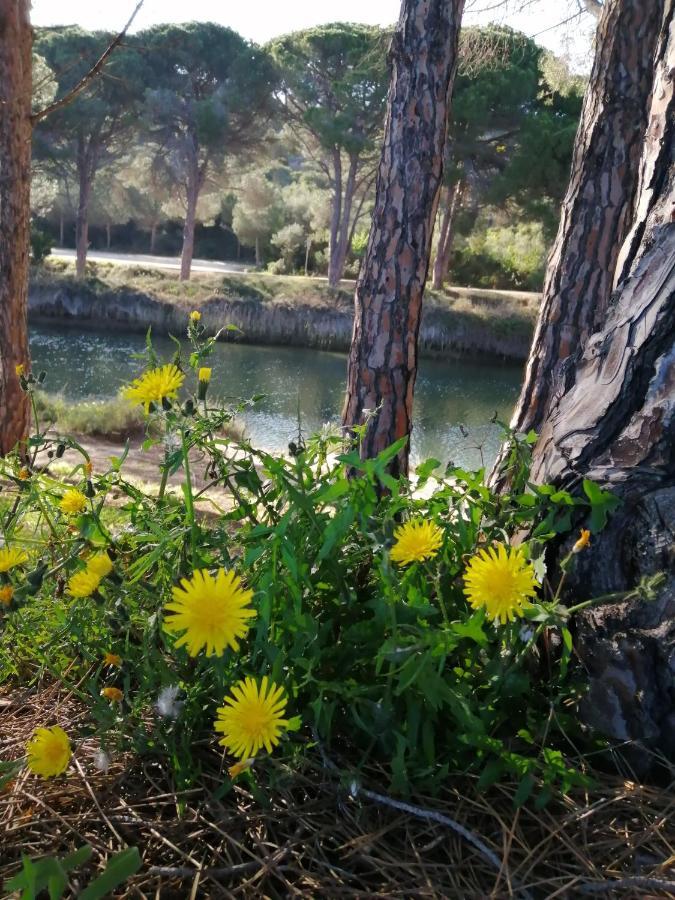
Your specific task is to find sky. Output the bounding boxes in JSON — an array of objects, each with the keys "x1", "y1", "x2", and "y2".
[{"x1": 30, "y1": 0, "x2": 596, "y2": 68}]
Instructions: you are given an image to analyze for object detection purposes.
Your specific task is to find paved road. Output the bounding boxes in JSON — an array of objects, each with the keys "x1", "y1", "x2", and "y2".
[{"x1": 51, "y1": 247, "x2": 251, "y2": 275}]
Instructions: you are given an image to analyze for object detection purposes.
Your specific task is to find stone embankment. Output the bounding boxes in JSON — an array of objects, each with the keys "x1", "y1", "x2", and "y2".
[{"x1": 29, "y1": 280, "x2": 536, "y2": 361}]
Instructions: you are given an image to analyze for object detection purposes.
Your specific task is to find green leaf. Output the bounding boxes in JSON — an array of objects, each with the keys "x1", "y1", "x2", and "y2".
[
  {"x1": 513, "y1": 773, "x2": 536, "y2": 807},
  {"x1": 416, "y1": 458, "x2": 441, "y2": 480},
  {"x1": 79, "y1": 847, "x2": 142, "y2": 900},
  {"x1": 451, "y1": 610, "x2": 488, "y2": 647},
  {"x1": 477, "y1": 758, "x2": 504, "y2": 791}
]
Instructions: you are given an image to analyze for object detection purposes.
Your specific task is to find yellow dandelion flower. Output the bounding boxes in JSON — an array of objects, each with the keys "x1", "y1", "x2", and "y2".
[
  {"x1": 60, "y1": 489, "x2": 87, "y2": 516},
  {"x1": 67, "y1": 570, "x2": 101, "y2": 598},
  {"x1": 164, "y1": 568, "x2": 256, "y2": 657},
  {"x1": 215, "y1": 677, "x2": 289, "y2": 759},
  {"x1": 190, "y1": 310, "x2": 201, "y2": 322},
  {"x1": 123, "y1": 364, "x2": 184, "y2": 413},
  {"x1": 18, "y1": 467, "x2": 30, "y2": 481},
  {"x1": 0, "y1": 585, "x2": 14, "y2": 605},
  {"x1": 87, "y1": 552, "x2": 113, "y2": 579},
  {"x1": 573, "y1": 529, "x2": 591, "y2": 554},
  {"x1": 390, "y1": 520, "x2": 443, "y2": 566},
  {"x1": 228, "y1": 757, "x2": 255, "y2": 778},
  {"x1": 26, "y1": 726, "x2": 71, "y2": 778},
  {"x1": 0, "y1": 547, "x2": 29, "y2": 573},
  {"x1": 100, "y1": 686, "x2": 123, "y2": 702},
  {"x1": 463, "y1": 543, "x2": 538, "y2": 625},
  {"x1": 198, "y1": 367, "x2": 212, "y2": 383},
  {"x1": 15, "y1": 363, "x2": 25, "y2": 377},
  {"x1": 103, "y1": 652, "x2": 122, "y2": 667}
]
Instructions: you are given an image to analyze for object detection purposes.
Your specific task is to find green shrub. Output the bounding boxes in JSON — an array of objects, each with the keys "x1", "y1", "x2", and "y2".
[
  {"x1": 0, "y1": 322, "x2": 629, "y2": 803},
  {"x1": 30, "y1": 225, "x2": 53, "y2": 266},
  {"x1": 452, "y1": 222, "x2": 548, "y2": 291}
]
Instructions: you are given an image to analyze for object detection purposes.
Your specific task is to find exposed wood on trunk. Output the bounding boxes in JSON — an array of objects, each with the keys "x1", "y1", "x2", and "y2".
[
  {"x1": 522, "y1": 0, "x2": 675, "y2": 758},
  {"x1": 0, "y1": 0, "x2": 32, "y2": 454},
  {"x1": 503, "y1": 0, "x2": 664, "y2": 445},
  {"x1": 431, "y1": 179, "x2": 463, "y2": 290},
  {"x1": 342, "y1": 0, "x2": 465, "y2": 478}
]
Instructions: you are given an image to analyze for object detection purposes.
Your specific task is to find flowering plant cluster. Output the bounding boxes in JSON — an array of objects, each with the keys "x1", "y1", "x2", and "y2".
[{"x1": 0, "y1": 317, "x2": 620, "y2": 802}]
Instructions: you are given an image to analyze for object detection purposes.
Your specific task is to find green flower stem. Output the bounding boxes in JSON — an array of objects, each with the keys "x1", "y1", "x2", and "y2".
[
  {"x1": 181, "y1": 430, "x2": 198, "y2": 563},
  {"x1": 157, "y1": 463, "x2": 170, "y2": 502},
  {"x1": 35, "y1": 493, "x2": 60, "y2": 544}
]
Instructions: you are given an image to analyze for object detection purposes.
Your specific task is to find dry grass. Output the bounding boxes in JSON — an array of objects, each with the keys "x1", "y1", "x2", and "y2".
[
  {"x1": 34, "y1": 258, "x2": 540, "y2": 321},
  {"x1": 1, "y1": 684, "x2": 674, "y2": 898}
]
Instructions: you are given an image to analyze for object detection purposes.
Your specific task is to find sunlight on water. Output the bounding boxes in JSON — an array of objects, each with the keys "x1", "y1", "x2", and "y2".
[{"x1": 30, "y1": 325, "x2": 523, "y2": 469}]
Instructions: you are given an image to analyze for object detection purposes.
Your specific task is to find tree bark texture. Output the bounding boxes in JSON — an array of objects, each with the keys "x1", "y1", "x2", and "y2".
[
  {"x1": 505, "y1": 0, "x2": 664, "y2": 442},
  {"x1": 527, "y1": 0, "x2": 675, "y2": 759},
  {"x1": 431, "y1": 179, "x2": 463, "y2": 290},
  {"x1": 75, "y1": 136, "x2": 97, "y2": 279},
  {"x1": 180, "y1": 152, "x2": 205, "y2": 281},
  {"x1": 0, "y1": 0, "x2": 32, "y2": 455},
  {"x1": 341, "y1": 0, "x2": 465, "y2": 477},
  {"x1": 181, "y1": 182, "x2": 199, "y2": 280}
]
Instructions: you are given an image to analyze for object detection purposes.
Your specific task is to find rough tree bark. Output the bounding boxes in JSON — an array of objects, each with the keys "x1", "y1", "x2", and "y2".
[
  {"x1": 0, "y1": 0, "x2": 32, "y2": 454},
  {"x1": 431, "y1": 179, "x2": 463, "y2": 290},
  {"x1": 504, "y1": 0, "x2": 664, "y2": 444},
  {"x1": 513, "y1": 0, "x2": 675, "y2": 759},
  {"x1": 328, "y1": 154, "x2": 358, "y2": 288},
  {"x1": 180, "y1": 154, "x2": 206, "y2": 281},
  {"x1": 342, "y1": 0, "x2": 465, "y2": 477},
  {"x1": 75, "y1": 136, "x2": 98, "y2": 278}
]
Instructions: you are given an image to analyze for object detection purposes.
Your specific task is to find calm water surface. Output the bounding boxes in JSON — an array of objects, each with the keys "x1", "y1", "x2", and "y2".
[{"x1": 30, "y1": 325, "x2": 523, "y2": 468}]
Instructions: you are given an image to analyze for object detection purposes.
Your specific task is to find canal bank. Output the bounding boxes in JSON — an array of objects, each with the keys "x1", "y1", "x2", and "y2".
[{"x1": 29, "y1": 262, "x2": 538, "y2": 362}]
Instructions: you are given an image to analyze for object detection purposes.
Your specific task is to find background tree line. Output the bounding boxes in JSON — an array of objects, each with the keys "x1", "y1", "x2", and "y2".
[{"x1": 30, "y1": 20, "x2": 584, "y2": 288}]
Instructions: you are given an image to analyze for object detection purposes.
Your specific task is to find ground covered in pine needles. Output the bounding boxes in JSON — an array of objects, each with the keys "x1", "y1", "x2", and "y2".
[{"x1": 1, "y1": 685, "x2": 674, "y2": 898}]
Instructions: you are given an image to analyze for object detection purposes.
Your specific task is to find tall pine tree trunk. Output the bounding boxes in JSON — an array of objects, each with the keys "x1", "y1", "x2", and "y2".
[
  {"x1": 180, "y1": 177, "x2": 199, "y2": 281},
  {"x1": 327, "y1": 149, "x2": 343, "y2": 288},
  {"x1": 431, "y1": 179, "x2": 463, "y2": 290},
  {"x1": 342, "y1": 0, "x2": 465, "y2": 477},
  {"x1": 501, "y1": 0, "x2": 675, "y2": 759},
  {"x1": 504, "y1": 0, "x2": 664, "y2": 445},
  {"x1": 0, "y1": 0, "x2": 32, "y2": 454},
  {"x1": 75, "y1": 146, "x2": 94, "y2": 279}
]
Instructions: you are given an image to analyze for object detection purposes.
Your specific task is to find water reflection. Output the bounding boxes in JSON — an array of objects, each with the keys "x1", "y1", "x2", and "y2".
[{"x1": 29, "y1": 324, "x2": 523, "y2": 468}]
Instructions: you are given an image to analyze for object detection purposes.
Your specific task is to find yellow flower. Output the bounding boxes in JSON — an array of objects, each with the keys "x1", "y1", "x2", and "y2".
[
  {"x1": 60, "y1": 489, "x2": 87, "y2": 516},
  {"x1": 100, "y1": 687, "x2": 123, "y2": 702},
  {"x1": 164, "y1": 568, "x2": 256, "y2": 657},
  {"x1": 390, "y1": 520, "x2": 443, "y2": 566},
  {"x1": 68, "y1": 569, "x2": 101, "y2": 598},
  {"x1": 87, "y1": 552, "x2": 113, "y2": 579},
  {"x1": 0, "y1": 547, "x2": 29, "y2": 573},
  {"x1": 190, "y1": 310, "x2": 201, "y2": 322},
  {"x1": 123, "y1": 363, "x2": 184, "y2": 413},
  {"x1": 573, "y1": 529, "x2": 591, "y2": 553},
  {"x1": 15, "y1": 364, "x2": 25, "y2": 377},
  {"x1": 26, "y1": 726, "x2": 71, "y2": 778},
  {"x1": 18, "y1": 467, "x2": 30, "y2": 481},
  {"x1": 198, "y1": 367, "x2": 212, "y2": 383},
  {"x1": 0, "y1": 585, "x2": 14, "y2": 605},
  {"x1": 103, "y1": 652, "x2": 122, "y2": 667},
  {"x1": 228, "y1": 757, "x2": 255, "y2": 778},
  {"x1": 463, "y1": 543, "x2": 538, "y2": 624},
  {"x1": 215, "y1": 676, "x2": 289, "y2": 759}
]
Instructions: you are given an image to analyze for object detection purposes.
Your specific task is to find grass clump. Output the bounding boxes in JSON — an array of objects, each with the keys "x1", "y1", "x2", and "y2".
[{"x1": 34, "y1": 392, "x2": 145, "y2": 439}]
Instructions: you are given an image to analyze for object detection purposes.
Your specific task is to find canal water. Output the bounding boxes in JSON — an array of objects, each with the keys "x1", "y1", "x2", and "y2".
[{"x1": 30, "y1": 324, "x2": 524, "y2": 469}]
